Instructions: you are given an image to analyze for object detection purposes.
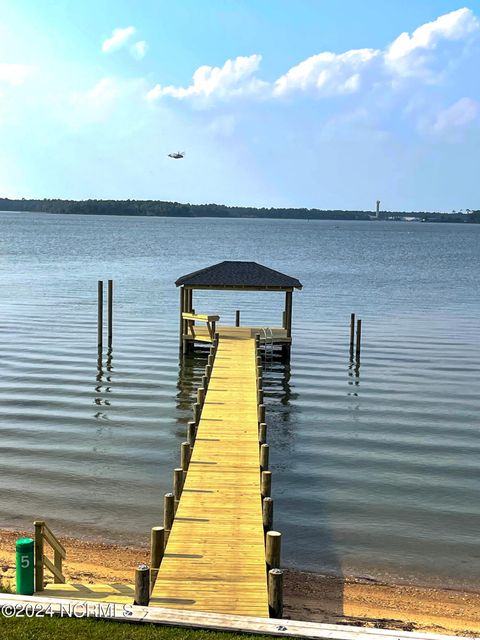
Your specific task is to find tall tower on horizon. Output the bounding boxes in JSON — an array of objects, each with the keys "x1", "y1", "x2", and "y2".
[{"x1": 376, "y1": 200, "x2": 380, "y2": 219}]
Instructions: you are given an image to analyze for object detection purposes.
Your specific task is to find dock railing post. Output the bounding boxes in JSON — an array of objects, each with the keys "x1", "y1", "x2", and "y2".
[
  {"x1": 134, "y1": 563, "x2": 150, "y2": 606},
  {"x1": 150, "y1": 526, "x2": 165, "y2": 592}
]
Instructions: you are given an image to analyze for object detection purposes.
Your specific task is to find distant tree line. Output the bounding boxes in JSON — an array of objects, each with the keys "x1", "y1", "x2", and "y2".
[{"x1": 0, "y1": 198, "x2": 478, "y2": 222}]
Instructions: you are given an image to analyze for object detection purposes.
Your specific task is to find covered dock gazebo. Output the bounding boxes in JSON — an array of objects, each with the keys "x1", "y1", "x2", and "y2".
[{"x1": 175, "y1": 261, "x2": 302, "y2": 354}]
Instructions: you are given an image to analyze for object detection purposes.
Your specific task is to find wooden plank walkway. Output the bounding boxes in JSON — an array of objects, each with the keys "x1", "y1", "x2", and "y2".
[{"x1": 150, "y1": 335, "x2": 269, "y2": 617}]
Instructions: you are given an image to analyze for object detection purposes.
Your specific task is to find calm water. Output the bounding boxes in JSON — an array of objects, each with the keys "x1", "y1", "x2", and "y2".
[{"x1": 1, "y1": 212, "x2": 479, "y2": 590}]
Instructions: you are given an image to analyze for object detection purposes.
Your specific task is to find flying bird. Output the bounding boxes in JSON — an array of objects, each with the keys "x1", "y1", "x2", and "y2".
[{"x1": 168, "y1": 151, "x2": 185, "y2": 159}]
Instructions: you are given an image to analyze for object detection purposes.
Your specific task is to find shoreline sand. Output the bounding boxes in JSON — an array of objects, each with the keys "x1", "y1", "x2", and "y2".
[{"x1": 1, "y1": 529, "x2": 479, "y2": 636}]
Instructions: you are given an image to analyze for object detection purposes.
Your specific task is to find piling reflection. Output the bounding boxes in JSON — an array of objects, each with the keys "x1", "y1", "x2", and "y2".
[{"x1": 94, "y1": 346, "x2": 112, "y2": 417}]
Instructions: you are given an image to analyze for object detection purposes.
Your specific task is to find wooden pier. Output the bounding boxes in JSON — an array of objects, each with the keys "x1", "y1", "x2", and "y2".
[
  {"x1": 33, "y1": 261, "x2": 303, "y2": 620},
  {"x1": 150, "y1": 334, "x2": 268, "y2": 615}
]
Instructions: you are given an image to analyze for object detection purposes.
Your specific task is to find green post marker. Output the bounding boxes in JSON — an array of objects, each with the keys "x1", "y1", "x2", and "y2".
[{"x1": 16, "y1": 537, "x2": 34, "y2": 595}]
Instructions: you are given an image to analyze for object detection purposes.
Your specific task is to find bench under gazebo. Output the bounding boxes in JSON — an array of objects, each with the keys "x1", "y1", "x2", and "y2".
[{"x1": 175, "y1": 261, "x2": 302, "y2": 354}]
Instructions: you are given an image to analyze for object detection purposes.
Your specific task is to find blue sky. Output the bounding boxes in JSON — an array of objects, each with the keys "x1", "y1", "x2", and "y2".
[{"x1": 1, "y1": 1, "x2": 479, "y2": 211}]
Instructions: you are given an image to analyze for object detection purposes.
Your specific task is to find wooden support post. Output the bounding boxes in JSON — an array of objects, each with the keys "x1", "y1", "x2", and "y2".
[
  {"x1": 173, "y1": 468, "x2": 184, "y2": 511},
  {"x1": 197, "y1": 387, "x2": 205, "y2": 407},
  {"x1": 260, "y1": 443, "x2": 269, "y2": 471},
  {"x1": 54, "y1": 549, "x2": 63, "y2": 583},
  {"x1": 34, "y1": 520, "x2": 44, "y2": 591},
  {"x1": 179, "y1": 286, "x2": 185, "y2": 350},
  {"x1": 256, "y1": 355, "x2": 262, "y2": 367},
  {"x1": 257, "y1": 388, "x2": 264, "y2": 405},
  {"x1": 134, "y1": 564, "x2": 150, "y2": 606},
  {"x1": 206, "y1": 364, "x2": 212, "y2": 379},
  {"x1": 257, "y1": 376, "x2": 262, "y2": 391},
  {"x1": 187, "y1": 421, "x2": 196, "y2": 445},
  {"x1": 181, "y1": 442, "x2": 191, "y2": 472},
  {"x1": 235, "y1": 310, "x2": 240, "y2": 327},
  {"x1": 349, "y1": 312, "x2": 355, "y2": 355},
  {"x1": 193, "y1": 402, "x2": 201, "y2": 425},
  {"x1": 356, "y1": 318, "x2": 362, "y2": 361},
  {"x1": 97, "y1": 280, "x2": 103, "y2": 349},
  {"x1": 257, "y1": 365, "x2": 262, "y2": 381},
  {"x1": 150, "y1": 526, "x2": 165, "y2": 592},
  {"x1": 282, "y1": 310, "x2": 287, "y2": 329},
  {"x1": 259, "y1": 422, "x2": 267, "y2": 445},
  {"x1": 263, "y1": 497, "x2": 273, "y2": 532},
  {"x1": 258, "y1": 403, "x2": 266, "y2": 424},
  {"x1": 266, "y1": 531, "x2": 281, "y2": 570},
  {"x1": 201, "y1": 374, "x2": 208, "y2": 390},
  {"x1": 255, "y1": 333, "x2": 260, "y2": 350},
  {"x1": 261, "y1": 470, "x2": 272, "y2": 498},
  {"x1": 268, "y1": 568, "x2": 283, "y2": 618},
  {"x1": 285, "y1": 290, "x2": 293, "y2": 338},
  {"x1": 208, "y1": 354, "x2": 214, "y2": 368},
  {"x1": 163, "y1": 493, "x2": 174, "y2": 535},
  {"x1": 107, "y1": 279, "x2": 113, "y2": 348}
]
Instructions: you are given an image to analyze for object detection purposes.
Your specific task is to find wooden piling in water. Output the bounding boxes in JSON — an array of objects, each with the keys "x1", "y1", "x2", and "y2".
[
  {"x1": 258, "y1": 404, "x2": 266, "y2": 425},
  {"x1": 268, "y1": 568, "x2": 283, "y2": 618},
  {"x1": 262, "y1": 497, "x2": 273, "y2": 532},
  {"x1": 201, "y1": 374, "x2": 208, "y2": 390},
  {"x1": 163, "y1": 493, "x2": 174, "y2": 536},
  {"x1": 187, "y1": 421, "x2": 196, "y2": 446},
  {"x1": 97, "y1": 280, "x2": 103, "y2": 349},
  {"x1": 181, "y1": 442, "x2": 191, "y2": 472},
  {"x1": 150, "y1": 526, "x2": 164, "y2": 592},
  {"x1": 235, "y1": 310, "x2": 240, "y2": 327},
  {"x1": 134, "y1": 563, "x2": 150, "y2": 606},
  {"x1": 173, "y1": 468, "x2": 184, "y2": 511},
  {"x1": 259, "y1": 422, "x2": 267, "y2": 445},
  {"x1": 193, "y1": 402, "x2": 201, "y2": 425},
  {"x1": 260, "y1": 443, "x2": 269, "y2": 471},
  {"x1": 257, "y1": 388, "x2": 264, "y2": 405},
  {"x1": 261, "y1": 470, "x2": 272, "y2": 498},
  {"x1": 205, "y1": 364, "x2": 212, "y2": 380},
  {"x1": 349, "y1": 313, "x2": 355, "y2": 355},
  {"x1": 197, "y1": 387, "x2": 205, "y2": 407},
  {"x1": 107, "y1": 279, "x2": 113, "y2": 348},
  {"x1": 356, "y1": 318, "x2": 362, "y2": 361},
  {"x1": 266, "y1": 531, "x2": 281, "y2": 570}
]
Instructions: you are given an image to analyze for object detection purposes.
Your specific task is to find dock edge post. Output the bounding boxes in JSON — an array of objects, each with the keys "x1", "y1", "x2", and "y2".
[
  {"x1": 150, "y1": 526, "x2": 165, "y2": 592},
  {"x1": 268, "y1": 568, "x2": 284, "y2": 618},
  {"x1": 266, "y1": 530, "x2": 281, "y2": 570},
  {"x1": 134, "y1": 563, "x2": 150, "y2": 606}
]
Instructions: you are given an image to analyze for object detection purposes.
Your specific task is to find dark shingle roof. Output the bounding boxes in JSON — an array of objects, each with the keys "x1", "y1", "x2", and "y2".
[{"x1": 175, "y1": 261, "x2": 302, "y2": 289}]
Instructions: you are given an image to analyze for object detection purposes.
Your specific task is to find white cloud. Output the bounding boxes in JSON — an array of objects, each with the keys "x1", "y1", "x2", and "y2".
[
  {"x1": 145, "y1": 7, "x2": 480, "y2": 106},
  {"x1": 432, "y1": 97, "x2": 479, "y2": 132},
  {"x1": 146, "y1": 55, "x2": 267, "y2": 103},
  {"x1": 0, "y1": 63, "x2": 30, "y2": 85},
  {"x1": 130, "y1": 40, "x2": 147, "y2": 60},
  {"x1": 102, "y1": 26, "x2": 136, "y2": 53},
  {"x1": 385, "y1": 7, "x2": 479, "y2": 78},
  {"x1": 274, "y1": 48, "x2": 379, "y2": 97}
]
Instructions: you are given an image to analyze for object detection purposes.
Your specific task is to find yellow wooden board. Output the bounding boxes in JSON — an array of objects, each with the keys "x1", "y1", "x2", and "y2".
[
  {"x1": 183, "y1": 325, "x2": 290, "y2": 343},
  {"x1": 150, "y1": 336, "x2": 269, "y2": 617}
]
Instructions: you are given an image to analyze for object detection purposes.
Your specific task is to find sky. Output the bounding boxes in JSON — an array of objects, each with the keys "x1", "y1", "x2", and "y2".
[{"x1": 1, "y1": 0, "x2": 480, "y2": 211}]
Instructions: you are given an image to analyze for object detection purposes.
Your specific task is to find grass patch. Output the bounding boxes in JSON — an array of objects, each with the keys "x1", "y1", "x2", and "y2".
[{"x1": 1, "y1": 616, "x2": 281, "y2": 640}]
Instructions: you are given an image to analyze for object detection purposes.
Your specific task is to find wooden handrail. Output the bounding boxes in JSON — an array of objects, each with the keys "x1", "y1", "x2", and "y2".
[
  {"x1": 34, "y1": 520, "x2": 66, "y2": 591},
  {"x1": 182, "y1": 312, "x2": 220, "y2": 322}
]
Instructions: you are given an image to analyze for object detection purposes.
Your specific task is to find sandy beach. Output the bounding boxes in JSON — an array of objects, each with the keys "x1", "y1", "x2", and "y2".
[{"x1": 1, "y1": 528, "x2": 479, "y2": 636}]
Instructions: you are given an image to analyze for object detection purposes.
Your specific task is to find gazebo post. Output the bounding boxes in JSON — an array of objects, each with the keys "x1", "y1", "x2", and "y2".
[
  {"x1": 179, "y1": 285, "x2": 185, "y2": 351},
  {"x1": 285, "y1": 290, "x2": 293, "y2": 338}
]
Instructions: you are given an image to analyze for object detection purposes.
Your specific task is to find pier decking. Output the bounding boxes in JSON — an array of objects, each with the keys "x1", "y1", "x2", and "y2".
[{"x1": 150, "y1": 334, "x2": 269, "y2": 616}]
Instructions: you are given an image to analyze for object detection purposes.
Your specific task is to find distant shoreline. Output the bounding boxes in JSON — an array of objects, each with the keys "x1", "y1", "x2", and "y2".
[{"x1": 1, "y1": 198, "x2": 479, "y2": 223}]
